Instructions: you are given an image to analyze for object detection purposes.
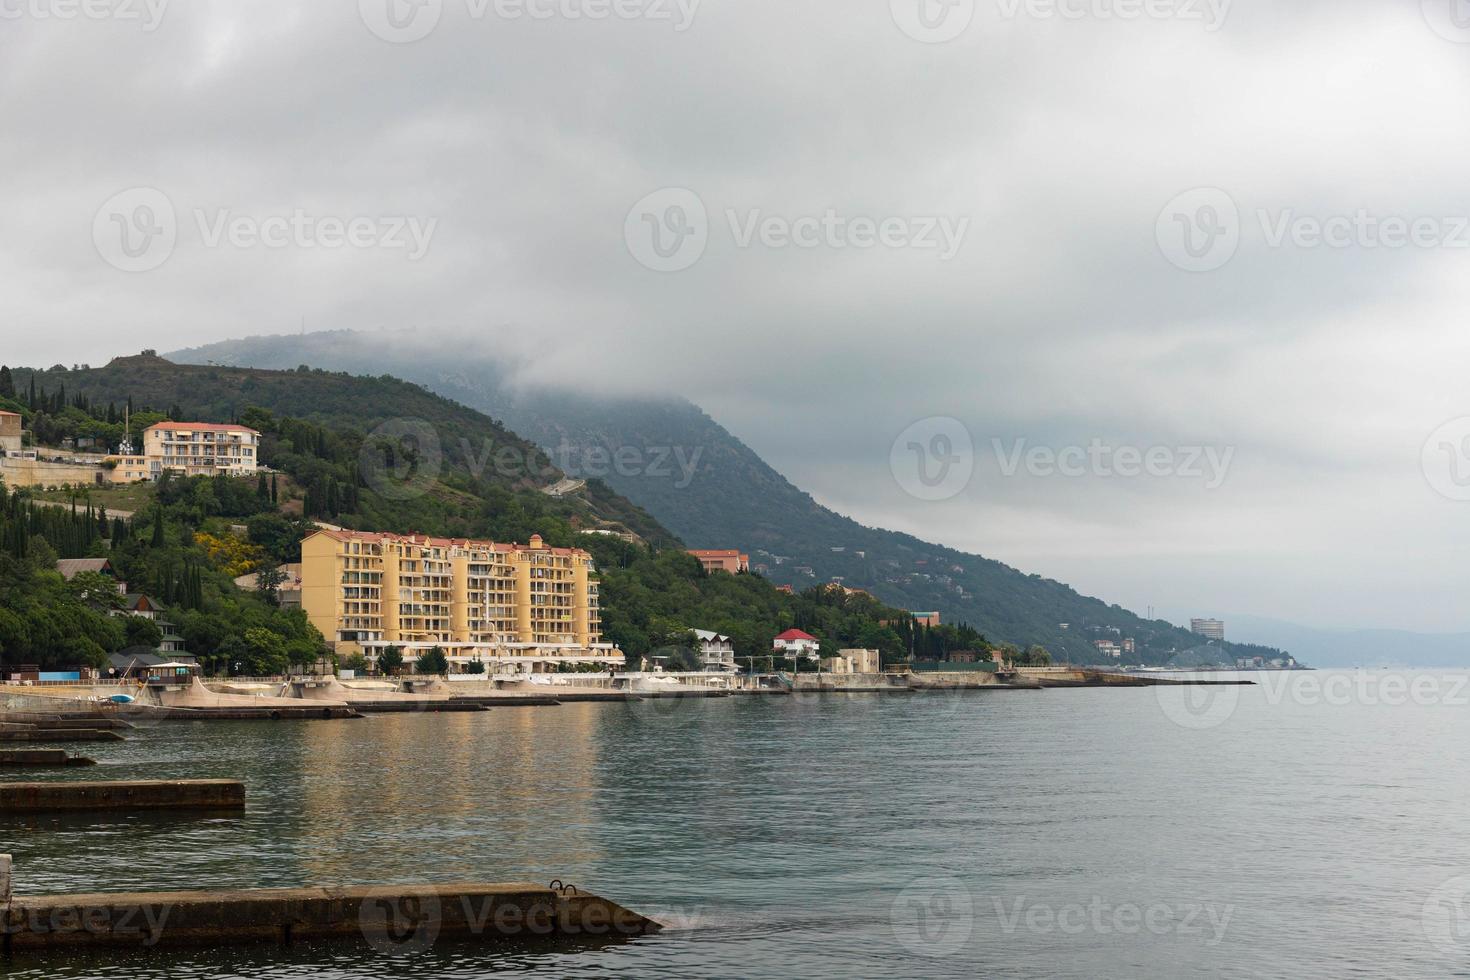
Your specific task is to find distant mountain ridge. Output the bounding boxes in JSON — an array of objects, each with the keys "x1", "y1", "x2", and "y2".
[
  {"x1": 1225, "y1": 614, "x2": 1470, "y2": 668},
  {"x1": 172, "y1": 331, "x2": 1286, "y2": 665}
]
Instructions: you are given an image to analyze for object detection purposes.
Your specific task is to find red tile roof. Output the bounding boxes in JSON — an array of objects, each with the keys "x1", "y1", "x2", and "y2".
[
  {"x1": 311, "y1": 528, "x2": 586, "y2": 556},
  {"x1": 146, "y1": 421, "x2": 260, "y2": 434},
  {"x1": 774, "y1": 629, "x2": 818, "y2": 642}
]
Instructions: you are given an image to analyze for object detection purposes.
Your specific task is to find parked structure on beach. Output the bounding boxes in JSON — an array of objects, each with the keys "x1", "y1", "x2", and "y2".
[{"x1": 302, "y1": 529, "x2": 618, "y2": 672}]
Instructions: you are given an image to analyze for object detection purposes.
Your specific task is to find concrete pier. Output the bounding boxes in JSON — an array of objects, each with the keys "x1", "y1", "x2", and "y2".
[
  {"x1": 0, "y1": 750, "x2": 95, "y2": 768},
  {"x1": 1, "y1": 878, "x2": 660, "y2": 951},
  {"x1": 0, "y1": 729, "x2": 124, "y2": 743},
  {"x1": 0, "y1": 780, "x2": 245, "y2": 813}
]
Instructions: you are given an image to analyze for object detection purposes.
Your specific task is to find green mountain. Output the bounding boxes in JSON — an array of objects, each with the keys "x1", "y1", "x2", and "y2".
[{"x1": 171, "y1": 332, "x2": 1287, "y2": 665}]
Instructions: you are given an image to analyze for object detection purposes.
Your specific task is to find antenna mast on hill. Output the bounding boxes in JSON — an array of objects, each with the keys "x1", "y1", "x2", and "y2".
[{"x1": 119, "y1": 404, "x2": 134, "y2": 456}]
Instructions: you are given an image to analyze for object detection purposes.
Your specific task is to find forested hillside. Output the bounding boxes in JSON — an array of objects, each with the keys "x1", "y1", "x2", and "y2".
[{"x1": 173, "y1": 332, "x2": 1288, "y2": 665}]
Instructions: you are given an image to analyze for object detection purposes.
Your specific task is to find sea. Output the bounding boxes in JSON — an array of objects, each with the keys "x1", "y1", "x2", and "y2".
[{"x1": 7, "y1": 670, "x2": 1470, "y2": 978}]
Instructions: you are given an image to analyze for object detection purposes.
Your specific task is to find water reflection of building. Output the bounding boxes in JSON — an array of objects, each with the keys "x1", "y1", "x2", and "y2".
[{"x1": 297, "y1": 706, "x2": 609, "y2": 882}]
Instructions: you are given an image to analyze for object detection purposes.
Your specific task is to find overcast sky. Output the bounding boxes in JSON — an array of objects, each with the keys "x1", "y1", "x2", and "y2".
[{"x1": 4, "y1": 0, "x2": 1470, "y2": 633}]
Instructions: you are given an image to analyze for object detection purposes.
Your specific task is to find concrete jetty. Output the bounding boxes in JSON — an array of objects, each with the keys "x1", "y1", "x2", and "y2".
[
  {"x1": 0, "y1": 729, "x2": 124, "y2": 743},
  {"x1": 0, "y1": 750, "x2": 95, "y2": 768},
  {"x1": 0, "y1": 780, "x2": 245, "y2": 813},
  {"x1": 0, "y1": 867, "x2": 662, "y2": 951}
]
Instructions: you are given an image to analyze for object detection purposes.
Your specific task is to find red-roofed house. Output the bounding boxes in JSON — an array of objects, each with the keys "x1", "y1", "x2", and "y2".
[
  {"x1": 772, "y1": 628, "x2": 821, "y2": 659},
  {"x1": 688, "y1": 549, "x2": 750, "y2": 574}
]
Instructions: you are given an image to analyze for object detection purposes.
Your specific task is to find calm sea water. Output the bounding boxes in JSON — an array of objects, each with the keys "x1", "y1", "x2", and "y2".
[{"x1": 7, "y1": 670, "x2": 1470, "y2": 978}]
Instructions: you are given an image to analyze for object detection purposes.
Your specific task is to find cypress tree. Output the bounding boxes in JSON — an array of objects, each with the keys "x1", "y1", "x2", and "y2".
[
  {"x1": 270, "y1": 473, "x2": 278, "y2": 504},
  {"x1": 151, "y1": 507, "x2": 165, "y2": 548},
  {"x1": 0, "y1": 365, "x2": 12, "y2": 400}
]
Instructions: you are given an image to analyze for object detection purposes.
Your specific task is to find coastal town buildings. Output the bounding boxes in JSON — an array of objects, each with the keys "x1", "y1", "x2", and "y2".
[
  {"x1": 302, "y1": 529, "x2": 618, "y2": 672},
  {"x1": 688, "y1": 549, "x2": 750, "y2": 574}
]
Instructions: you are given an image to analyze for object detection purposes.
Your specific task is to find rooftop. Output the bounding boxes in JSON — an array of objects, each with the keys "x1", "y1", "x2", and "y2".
[{"x1": 146, "y1": 421, "x2": 260, "y2": 434}]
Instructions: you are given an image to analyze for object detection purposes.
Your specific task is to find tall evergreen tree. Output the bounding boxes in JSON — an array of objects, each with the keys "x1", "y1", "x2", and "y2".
[{"x1": 0, "y1": 365, "x2": 13, "y2": 400}]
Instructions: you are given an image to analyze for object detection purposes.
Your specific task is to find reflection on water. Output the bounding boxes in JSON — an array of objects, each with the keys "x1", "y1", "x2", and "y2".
[{"x1": 6, "y1": 675, "x2": 1470, "y2": 978}]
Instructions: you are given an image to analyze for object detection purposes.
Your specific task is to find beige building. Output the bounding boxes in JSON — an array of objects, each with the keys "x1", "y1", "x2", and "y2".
[
  {"x1": 688, "y1": 549, "x2": 750, "y2": 574},
  {"x1": 821, "y1": 648, "x2": 882, "y2": 675},
  {"x1": 143, "y1": 422, "x2": 260, "y2": 477},
  {"x1": 302, "y1": 529, "x2": 616, "y2": 672},
  {"x1": 0, "y1": 411, "x2": 21, "y2": 456}
]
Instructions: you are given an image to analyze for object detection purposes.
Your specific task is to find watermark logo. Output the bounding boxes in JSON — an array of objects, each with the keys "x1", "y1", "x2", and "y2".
[
  {"x1": 1157, "y1": 187, "x2": 1239, "y2": 273},
  {"x1": 93, "y1": 189, "x2": 437, "y2": 271},
  {"x1": 890, "y1": 417, "x2": 975, "y2": 502},
  {"x1": 994, "y1": 438, "x2": 1233, "y2": 488},
  {"x1": 359, "y1": 0, "x2": 442, "y2": 42},
  {"x1": 0, "y1": 0, "x2": 170, "y2": 30},
  {"x1": 890, "y1": 0, "x2": 975, "y2": 43},
  {"x1": 1423, "y1": 875, "x2": 1470, "y2": 954},
  {"x1": 1422, "y1": 0, "x2": 1470, "y2": 43},
  {"x1": 994, "y1": 0, "x2": 1230, "y2": 31},
  {"x1": 625, "y1": 187, "x2": 709, "y2": 272},
  {"x1": 726, "y1": 209, "x2": 969, "y2": 260},
  {"x1": 1154, "y1": 677, "x2": 1240, "y2": 730},
  {"x1": 993, "y1": 896, "x2": 1233, "y2": 943},
  {"x1": 93, "y1": 187, "x2": 177, "y2": 273},
  {"x1": 361, "y1": 0, "x2": 699, "y2": 42},
  {"x1": 360, "y1": 418, "x2": 443, "y2": 501},
  {"x1": 1423, "y1": 418, "x2": 1470, "y2": 502},
  {"x1": 359, "y1": 887, "x2": 442, "y2": 954},
  {"x1": 891, "y1": 876, "x2": 974, "y2": 957}
]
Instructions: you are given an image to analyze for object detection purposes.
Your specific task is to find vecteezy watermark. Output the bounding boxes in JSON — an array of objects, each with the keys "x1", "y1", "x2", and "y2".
[
  {"x1": 359, "y1": 0, "x2": 700, "y2": 43},
  {"x1": 993, "y1": 438, "x2": 1234, "y2": 489},
  {"x1": 359, "y1": 888, "x2": 443, "y2": 955},
  {"x1": 0, "y1": 903, "x2": 174, "y2": 947},
  {"x1": 889, "y1": 418, "x2": 1235, "y2": 502},
  {"x1": 994, "y1": 0, "x2": 1230, "y2": 30},
  {"x1": 890, "y1": 0, "x2": 1228, "y2": 44},
  {"x1": 890, "y1": 417, "x2": 976, "y2": 502},
  {"x1": 624, "y1": 188, "x2": 709, "y2": 273},
  {"x1": 360, "y1": 419, "x2": 444, "y2": 501},
  {"x1": 93, "y1": 187, "x2": 438, "y2": 273},
  {"x1": 890, "y1": 876, "x2": 975, "y2": 957},
  {"x1": 356, "y1": 420, "x2": 705, "y2": 501},
  {"x1": 1423, "y1": 875, "x2": 1470, "y2": 955},
  {"x1": 1422, "y1": 418, "x2": 1470, "y2": 502},
  {"x1": 1158, "y1": 670, "x2": 1470, "y2": 731},
  {"x1": 993, "y1": 896, "x2": 1233, "y2": 944},
  {"x1": 1159, "y1": 187, "x2": 1470, "y2": 272},
  {"x1": 624, "y1": 187, "x2": 970, "y2": 272},
  {"x1": 1421, "y1": 0, "x2": 1470, "y2": 43},
  {"x1": 890, "y1": 0, "x2": 976, "y2": 43},
  {"x1": 1156, "y1": 187, "x2": 1240, "y2": 273},
  {"x1": 0, "y1": 0, "x2": 169, "y2": 30},
  {"x1": 93, "y1": 187, "x2": 178, "y2": 273}
]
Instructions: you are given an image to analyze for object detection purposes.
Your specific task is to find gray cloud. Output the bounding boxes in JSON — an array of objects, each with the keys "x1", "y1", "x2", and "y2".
[{"x1": 4, "y1": 0, "x2": 1469, "y2": 630}]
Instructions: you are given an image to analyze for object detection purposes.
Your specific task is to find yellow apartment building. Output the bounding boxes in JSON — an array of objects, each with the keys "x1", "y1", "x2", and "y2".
[
  {"x1": 301, "y1": 529, "x2": 617, "y2": 672},
  {"x1": 142, "y1": 422, "x2": 260, "y2": 477}
]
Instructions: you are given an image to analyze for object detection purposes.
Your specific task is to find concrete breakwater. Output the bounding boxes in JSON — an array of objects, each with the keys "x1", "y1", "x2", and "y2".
[
  {"x1": 0, "y1": 858, "x2": 661, "y2": 952},
  {"x1": 0, "y1": 750, "x2": 95, "y2": 768},
  {"x1": 0, "y1": 780, "x2": 245, "y2": 813}
]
